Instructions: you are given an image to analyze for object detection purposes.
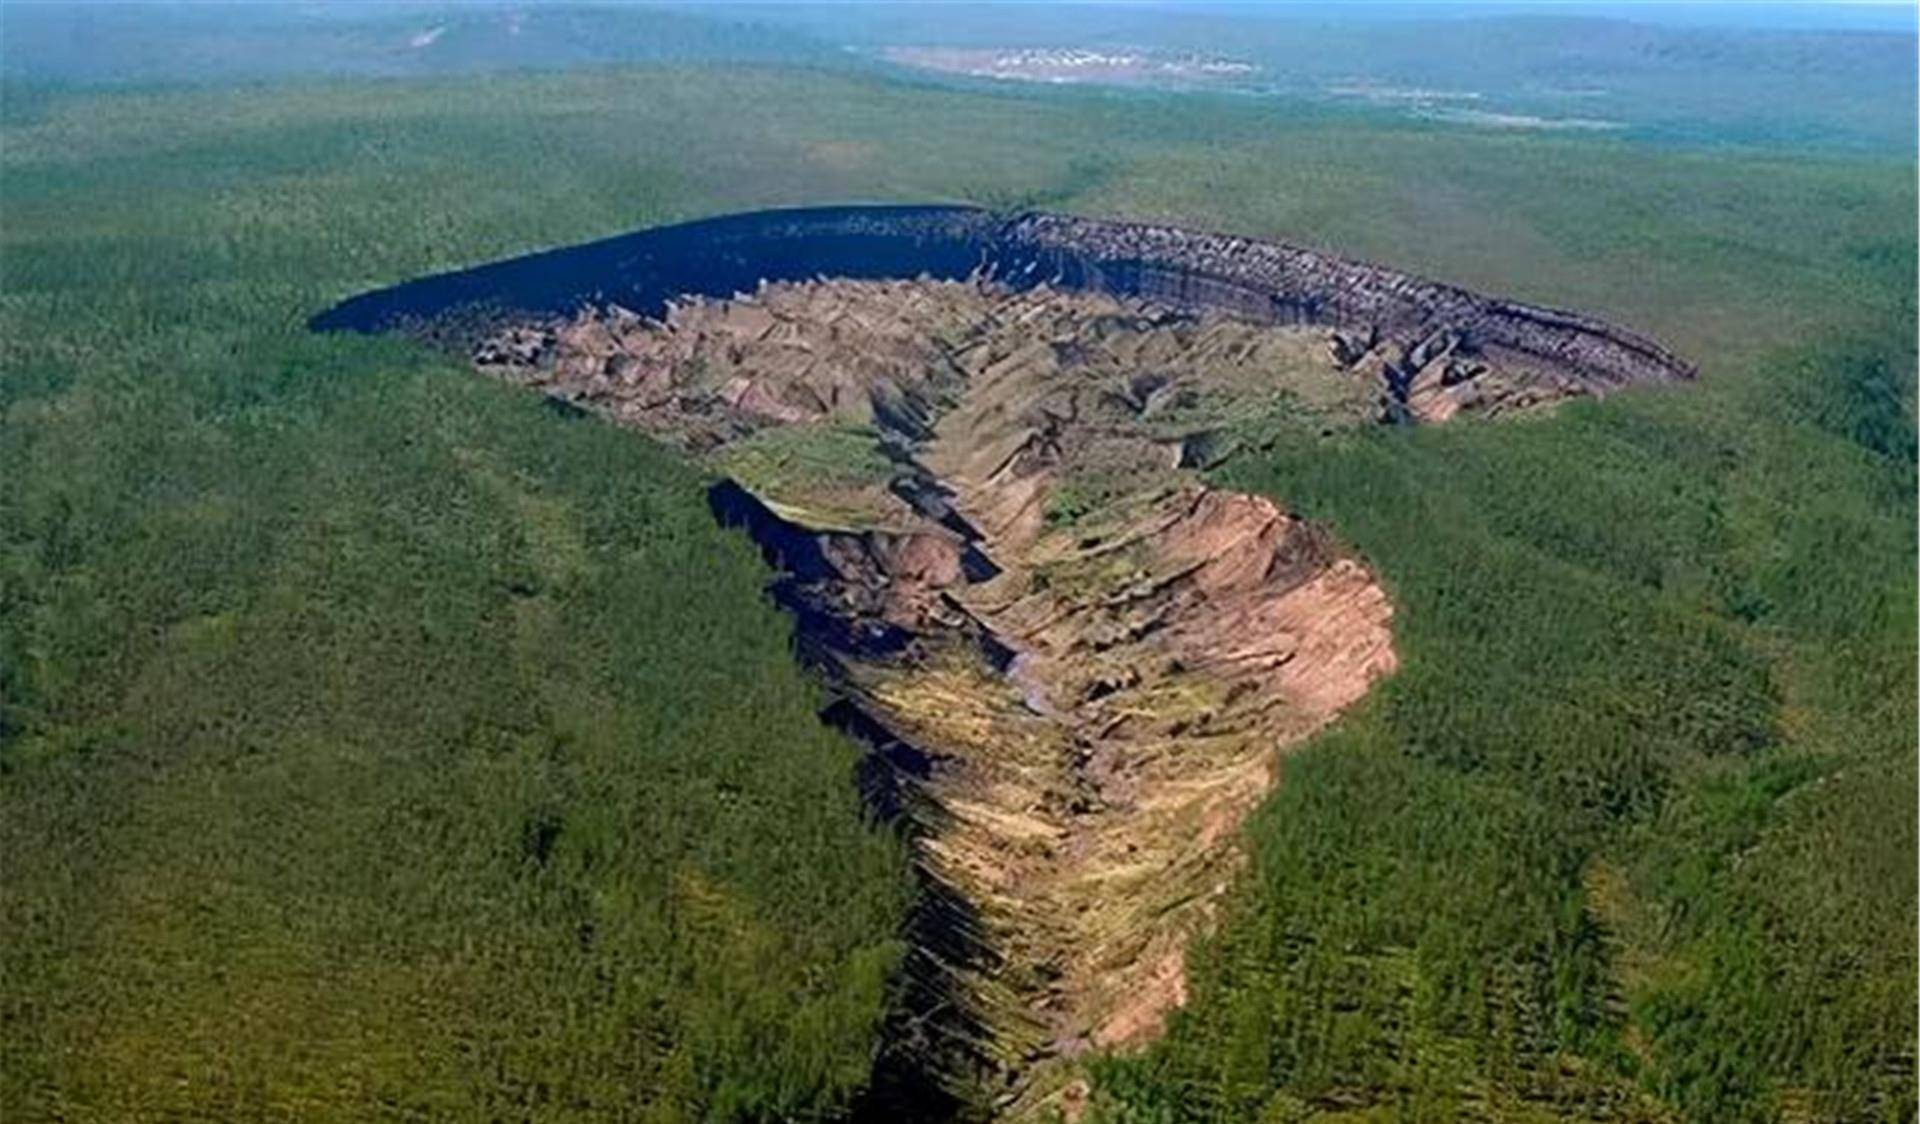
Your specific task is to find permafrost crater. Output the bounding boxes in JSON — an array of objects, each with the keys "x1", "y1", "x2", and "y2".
[{"x1": 316, "y1": 206, "x2": 1693, "y2": 1118}]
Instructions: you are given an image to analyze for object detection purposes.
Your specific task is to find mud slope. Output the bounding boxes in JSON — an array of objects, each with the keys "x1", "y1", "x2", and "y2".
[{"x1": 314, "y1": 208, "x2": 1693, "y2": 1117}]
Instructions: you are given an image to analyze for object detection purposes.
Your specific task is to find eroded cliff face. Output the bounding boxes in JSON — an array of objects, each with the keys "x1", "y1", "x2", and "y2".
[
  {"x1": 992, "y1": 213, "x2": 1693, "y2": 391},
  {"x1": 459, "y1": 275, "x2": 1652, "y2": 1116},
  {"x1": 318, "y1": 208, "x2": 1692, "y2": 1118},
  {"x1": 316, "y1": 205, "x2": 1696, "y2": 397}
]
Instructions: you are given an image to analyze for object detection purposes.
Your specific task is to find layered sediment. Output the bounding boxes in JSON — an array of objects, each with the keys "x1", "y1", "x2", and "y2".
[
  {"x1": 313, "y1": 207, "x2": 1692, "y2": 1117},
  {"x1": 993, "y1": 212, "x2": 1692, "y2": 390},
  {"x1": 313, "y1": 205, "x2": 1695, "y2": 394}
]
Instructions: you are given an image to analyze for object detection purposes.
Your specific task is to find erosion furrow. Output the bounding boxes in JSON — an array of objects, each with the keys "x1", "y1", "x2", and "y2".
[{"x1": 469, "y1": 279, "x2": 1420, "y2": 1114}]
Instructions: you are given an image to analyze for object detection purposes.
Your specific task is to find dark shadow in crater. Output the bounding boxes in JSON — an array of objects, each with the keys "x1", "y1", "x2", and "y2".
[
  {"x1": 709, "y1": 475, "x2": 1002, "y2": 1120},
  {"x1": 822, "y1": 700, "x2": 1004, "y2": 1124}
]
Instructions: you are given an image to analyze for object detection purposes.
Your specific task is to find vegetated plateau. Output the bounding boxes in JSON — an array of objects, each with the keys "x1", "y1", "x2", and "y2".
[{"x1": 2, "y1": 44, "x2": 1913, "y2": 1124}]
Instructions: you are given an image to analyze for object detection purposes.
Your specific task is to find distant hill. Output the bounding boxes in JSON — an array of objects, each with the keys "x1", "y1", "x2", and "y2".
[
  {"x1": 4, "y1": 2, "x2": 1911, "y2": 150},
  {"x1": 744, "y1": 1, "x2": 1920, "y2": 150},
  {"x1": 0, "y1": 2, "x2": 842, "y2": 85}
]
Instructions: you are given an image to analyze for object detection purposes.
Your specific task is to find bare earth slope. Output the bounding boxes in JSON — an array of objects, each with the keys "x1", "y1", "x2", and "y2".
[{"x1": 460, "y1": 271, "x2": 1681, "y2": 1115}]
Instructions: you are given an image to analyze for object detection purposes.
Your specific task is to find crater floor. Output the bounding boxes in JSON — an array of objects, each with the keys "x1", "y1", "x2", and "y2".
[{"x1": 466, "y1": 275, "x2": 1625, "y2": 1114}]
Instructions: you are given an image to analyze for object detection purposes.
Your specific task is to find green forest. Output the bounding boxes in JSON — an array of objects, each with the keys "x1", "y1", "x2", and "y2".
[
  {"x1": 1094, "y1": 336, "x2": 1916, "y2": 1122},
  {"x1": 2, "y1": 45, "x2": 1913, "y2": 1124}
]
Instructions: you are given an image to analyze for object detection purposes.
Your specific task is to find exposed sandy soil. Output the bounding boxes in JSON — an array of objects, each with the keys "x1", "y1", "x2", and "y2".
[{"x1": 468, "y1": 277, "x2": 1610, "y2": 1113}]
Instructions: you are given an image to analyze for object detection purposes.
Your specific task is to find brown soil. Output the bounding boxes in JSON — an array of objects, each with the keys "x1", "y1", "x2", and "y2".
[{"x1": 468, "y1": 277, "x2": 1621, "y2": 1114}]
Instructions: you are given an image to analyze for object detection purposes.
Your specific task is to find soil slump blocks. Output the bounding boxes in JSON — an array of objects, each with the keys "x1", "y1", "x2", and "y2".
[{"x1": 316, "y1": 207, "x2": 1692, "y2": 1116}]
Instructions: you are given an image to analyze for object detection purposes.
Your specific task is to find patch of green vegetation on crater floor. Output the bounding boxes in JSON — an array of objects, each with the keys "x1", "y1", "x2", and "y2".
[{"x1": 712, "y1": 423, "x2": 907, "y2": 530}]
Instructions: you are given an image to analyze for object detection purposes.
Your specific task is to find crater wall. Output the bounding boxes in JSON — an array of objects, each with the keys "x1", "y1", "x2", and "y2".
[
  {"x1": 313, "y1": 204, "x2": 1695, "y2": 390},
  {"x1": 312, "y1": 209, "x2": 1694, "y2": 1120}
]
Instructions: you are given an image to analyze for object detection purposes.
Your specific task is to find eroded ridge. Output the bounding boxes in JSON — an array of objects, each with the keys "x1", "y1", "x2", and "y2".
[{"x1": 455, "y1": 273, "x2": 1662, "y2": 1114}]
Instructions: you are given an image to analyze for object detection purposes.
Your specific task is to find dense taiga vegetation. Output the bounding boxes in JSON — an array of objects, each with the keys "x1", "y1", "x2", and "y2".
[
  {"x1": 2, "y1": 46, "x2": 1913, "y2": 1123},
  {"x1": 1092, "y1": 338, "x2": 1916, "y2": 1122}
]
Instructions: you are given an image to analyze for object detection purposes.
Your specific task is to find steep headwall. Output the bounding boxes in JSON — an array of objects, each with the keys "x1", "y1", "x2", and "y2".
[
  {"x1": 310, "y1": 206, "x2": 997, "y2": 332},
  {"x1": 312, "y1": 204, "x2": 1694, "y2": 391},
  {"x1": 992, "y1": 213, "x2": 1694, "y2": 388}
]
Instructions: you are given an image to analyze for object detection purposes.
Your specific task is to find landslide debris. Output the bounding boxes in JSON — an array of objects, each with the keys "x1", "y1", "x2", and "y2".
[{"x1": 465, "y1": 275, "x2": 1650, "y2": 1115}]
